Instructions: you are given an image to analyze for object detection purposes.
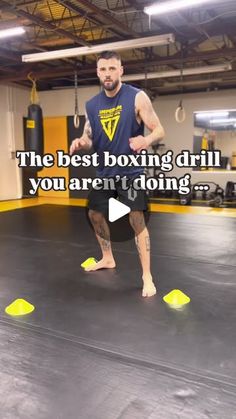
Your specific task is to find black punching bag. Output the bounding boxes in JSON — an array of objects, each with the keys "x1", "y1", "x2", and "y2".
[{"x1": 25, "y1": 103, "x2": 44, "y2": 171}]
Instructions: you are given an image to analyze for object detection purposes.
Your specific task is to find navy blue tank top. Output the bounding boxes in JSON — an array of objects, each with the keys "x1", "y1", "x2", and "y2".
[{"x1": 86, "y1": 83, "x2": 144, "y2": 177}]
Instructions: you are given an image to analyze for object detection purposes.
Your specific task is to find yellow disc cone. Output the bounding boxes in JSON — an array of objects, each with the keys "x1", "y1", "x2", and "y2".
[
  {"x1": 81, "y1": 257, "x2": 97, "y2": 269},
  {"x1": 163, "y1": 289, "x2": 190, "y2": 308},
  {"x1": 5, "y1": 299, "x2": 35, "y2": 316}
]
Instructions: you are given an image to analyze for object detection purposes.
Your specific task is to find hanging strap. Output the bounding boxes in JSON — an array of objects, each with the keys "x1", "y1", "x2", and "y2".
[
  {"x1": 144, "y1": 65, "x2": 148, "y2": 93},
  {"x1": 74, "y1": 66, "x2": 80, "y2": 128},
  {"x1": 27, "y1": 73, "x2": 39, "y2": 105},
  {"x1": 175, "y1": 46, "x2": 186, "y2": 123}
]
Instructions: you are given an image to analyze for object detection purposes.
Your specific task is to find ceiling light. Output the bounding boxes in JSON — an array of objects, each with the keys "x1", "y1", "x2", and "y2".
[
  {"x1": 210, "y1": 118, "x2": 236, "y2": 124},
  {"x1": 122, "y1": 63, "x2": 232, "y2": 81},
  {"x1": 0, "y1": 26, "x2": 25, "y2": 39},
  {"x1": 22, "y1": 34, "x2": 175, "y2": 63},
  {"x1": 196, "y1": 111, "x2": 229, "y2": 119},
  {"x1": 144, "y1": 0, "x2": 216, "y2": 16}
]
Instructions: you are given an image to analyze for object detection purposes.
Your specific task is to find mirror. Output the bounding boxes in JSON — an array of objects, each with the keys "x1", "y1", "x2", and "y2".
[{"x1": 193, "y1": 109, "x2": 236, "y2": 170}]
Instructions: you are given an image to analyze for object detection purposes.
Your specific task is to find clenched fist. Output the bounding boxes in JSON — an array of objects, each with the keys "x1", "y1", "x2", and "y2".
[
  {"x1": 129, "y1": 135, "x2": 148, "y2": 153},
  {"x1": 70, "y1": 138, "x2": 88, "y2": 155}
]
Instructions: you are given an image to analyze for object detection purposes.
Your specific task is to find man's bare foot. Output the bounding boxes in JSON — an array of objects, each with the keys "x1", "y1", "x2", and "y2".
[
  {"x1": 85, "y1": 258, "x2": 116, "y2": 272},
  {"x1": 142, "y1": 274, "x2": 157, "y2": 298}
]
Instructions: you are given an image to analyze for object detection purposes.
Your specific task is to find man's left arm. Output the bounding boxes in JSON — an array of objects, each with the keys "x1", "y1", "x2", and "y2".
[{"x1": 129, "y1": 91, "x2": 165, "y2": 153}]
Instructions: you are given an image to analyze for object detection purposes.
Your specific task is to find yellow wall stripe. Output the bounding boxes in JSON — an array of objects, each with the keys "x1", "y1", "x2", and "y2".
[{"x1": 0, "y1": 197, "x2": 236, "y2": 218}]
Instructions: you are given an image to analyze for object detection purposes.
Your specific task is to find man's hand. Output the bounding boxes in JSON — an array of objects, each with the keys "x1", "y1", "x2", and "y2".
[
  {"x1": 70, "y1": 138, "x2": 88, "y2": 155},
  {"x1": 129, "y1": 135, "x2": 148, "y2": 153}
]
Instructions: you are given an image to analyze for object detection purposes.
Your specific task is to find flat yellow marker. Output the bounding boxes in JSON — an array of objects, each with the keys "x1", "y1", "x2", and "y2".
[
  {"x1": 81, "y1": 257, "x2": 97, "y2": 269},
  {"x1": 163, "y1": 289, "x2": 190, "y2": 308},
  {"x1": 5, "y1": 299, "x2": 35, "y2": 316}
]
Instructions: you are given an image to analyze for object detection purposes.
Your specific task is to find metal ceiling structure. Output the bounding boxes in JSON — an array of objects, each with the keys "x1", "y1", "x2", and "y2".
[{"x1": 0, "y1": 0, "x2": 236, "y2": 95}]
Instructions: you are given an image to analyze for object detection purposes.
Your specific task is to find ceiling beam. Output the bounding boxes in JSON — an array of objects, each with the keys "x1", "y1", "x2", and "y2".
[
  {"x1": 75, "y1": 0, "x2": 138, "y2": 37},
  {"x1": 0, "y1": 47, "x2": 21, "y2": 62},
  {"x1": 125, "y1": 0, "x2": 177, "y2": 34},
  {"x1": 0, "y1": 46, "x2": 235, "y2": 83},
  {"x1": 55, "y1": 0, "x2": 125, "y2": 39},
  {"x1": 0, "y1": 17, "x2": 30, "y2": 29},
  {"x1": 0, "y1": 0, "x2": 90, "y2": 47}
]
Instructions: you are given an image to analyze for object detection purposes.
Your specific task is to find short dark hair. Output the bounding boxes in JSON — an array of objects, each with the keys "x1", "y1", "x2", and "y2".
[{"x1": 97, "y1": 50, "x2": 121, "y2": 62}]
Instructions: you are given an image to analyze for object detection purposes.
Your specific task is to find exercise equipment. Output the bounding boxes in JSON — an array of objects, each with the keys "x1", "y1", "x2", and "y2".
[
  {"x1": 163, "y1": 289, "x2": 190, "y2": 308},
  {"x1": 81, "y1": 257, "x2": 97, "y2": 269},
  {"x1": 180, "y1": 182, "x2": 224, "y2": 207},
  {"x1": 209, "y1": 184, "x2": 224, "y2": 207},
  {"x1": 210, "y1": 185, "x2": 224, "y2": 207},
  {"x1": 25, "y1": 73, "x2": 44, "y2": 170},
  {"x1": 5, "y1": 298, "x2": 35, "y2": 316},
  {"x1": 223, "y1": 181, "x2": 236, "y2": 206},
  {"x1": 179, "y1": 194, "x2": 191, "y2": 206},
  {"x1": 175, "y1": 99, "x2": 186, "y2": 123},
  {"x1": 225, "y1": 181, "x2": 236, "y2": 199}
]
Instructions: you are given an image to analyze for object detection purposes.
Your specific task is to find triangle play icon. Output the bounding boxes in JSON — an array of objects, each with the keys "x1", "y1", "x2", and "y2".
[{"x1": 108, "y1": 198, "x2": 130, "y2": 222}]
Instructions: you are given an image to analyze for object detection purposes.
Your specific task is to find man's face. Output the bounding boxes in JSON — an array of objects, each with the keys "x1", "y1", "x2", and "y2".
[{"x1": 97, "y1": 58, "x2": 123, "y2": 92}]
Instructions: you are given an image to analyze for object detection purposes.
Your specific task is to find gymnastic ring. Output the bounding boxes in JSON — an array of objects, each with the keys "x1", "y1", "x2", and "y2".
[
  {"x1": 74, "y1": 113, "x2": 80, "y2": 128},
  {"x1": 175, "y1": 106, "x2": 186, "y2": 123}
]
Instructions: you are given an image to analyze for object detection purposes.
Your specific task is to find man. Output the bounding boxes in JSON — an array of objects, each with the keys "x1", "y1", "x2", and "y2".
[{"x1": 70, "y1": 50, "x2": 164, "y2": 298}]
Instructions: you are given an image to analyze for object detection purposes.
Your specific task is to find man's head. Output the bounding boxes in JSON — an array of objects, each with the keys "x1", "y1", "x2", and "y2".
[{"x1": 97, "y1": 50, "x2": 123, "y2": 92}]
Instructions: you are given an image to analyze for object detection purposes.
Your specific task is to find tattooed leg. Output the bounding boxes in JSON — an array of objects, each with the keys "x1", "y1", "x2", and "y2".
[
  {"x1": 86, "y1": 210, "x2": 116, "y2": 271},
  {"x1": 129, "y1": 211, "x2": 156, "y2": 298}
]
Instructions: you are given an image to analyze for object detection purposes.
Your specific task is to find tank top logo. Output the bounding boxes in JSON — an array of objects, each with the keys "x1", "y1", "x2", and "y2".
[{"x1": 99, "y1": 105, "x2": 122, "y2": 141}]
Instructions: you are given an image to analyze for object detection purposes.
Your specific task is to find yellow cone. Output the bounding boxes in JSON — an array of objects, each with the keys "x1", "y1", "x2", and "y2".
[
  {"x1": 81, "y1": 257, "x2": 97, "y2": 269},
  {"x1": 5, "y1": 299, "x2": 35, "y2": 316},
  {"x1": 163, "y1": 289, "x2": 190, "y2": 308}
]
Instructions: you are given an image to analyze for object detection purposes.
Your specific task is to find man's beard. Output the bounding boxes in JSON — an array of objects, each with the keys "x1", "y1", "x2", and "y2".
[{"x1": 101, "y1": 78, "x2": 120, "y2": 92}]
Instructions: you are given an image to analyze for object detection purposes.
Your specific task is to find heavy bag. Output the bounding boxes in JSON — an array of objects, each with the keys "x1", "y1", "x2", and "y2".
[{"x1": 25, "y1": 104, "x2": 44, "y2": 171}]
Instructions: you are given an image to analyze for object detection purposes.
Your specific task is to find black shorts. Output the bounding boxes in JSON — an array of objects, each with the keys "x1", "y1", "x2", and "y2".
[{"x1": 88, "y1": 178, "x2": 148, "y2": 215}]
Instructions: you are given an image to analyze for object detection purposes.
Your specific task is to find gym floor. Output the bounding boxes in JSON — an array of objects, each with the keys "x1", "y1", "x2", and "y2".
[{"x1": 0, "y1": 198, "x2": 236, "y2": 419}]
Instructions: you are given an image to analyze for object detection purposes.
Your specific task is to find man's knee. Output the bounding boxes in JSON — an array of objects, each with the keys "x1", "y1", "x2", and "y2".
[
  {"x1": 129, "y1": 211, "x2": 145, "y2": 233},
  {"x1": 88, "y1": 209, "x2": 105, "y2": 225}
]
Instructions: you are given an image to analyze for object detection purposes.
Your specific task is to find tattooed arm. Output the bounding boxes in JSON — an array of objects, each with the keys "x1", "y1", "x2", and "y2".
[
  {"x1": 130, "y1": 91, "x2": 165, "y2": 153},
  {"x1": 70, "y1": 113, "x2": 93, "y2": 155}
]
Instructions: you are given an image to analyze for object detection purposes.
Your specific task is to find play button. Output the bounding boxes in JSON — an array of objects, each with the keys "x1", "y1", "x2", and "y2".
[
  {"x1": 108, "y1": 198, "x2": 130, "y2": 222},
  {"x1": 85, "y1": 190, "x2": 150, "y2": 243}
]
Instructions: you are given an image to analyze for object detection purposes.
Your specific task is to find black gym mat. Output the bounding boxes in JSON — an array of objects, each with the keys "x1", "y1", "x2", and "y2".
[{"x1": 0, "y1": 205, "x2": 236, "y2": 418}]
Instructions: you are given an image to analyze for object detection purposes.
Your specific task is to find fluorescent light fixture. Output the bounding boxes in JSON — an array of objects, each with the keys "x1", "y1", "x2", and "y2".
[
  {"x1": 22, "y1": 34, "x2": 175, "y2": 63},
  {"x1": 210, "y1": 118, "x2": 236, "y2": 124},
  {"x1": 144, "y1": 0, "x2": 216, "y2": 16},
  {"x1": 0, "y1": 26, "x2": 25, "y2": 39},
  {"x1": 196, "y1": 111, "x2": 229, "y2": 119},
  {"x1": 122, "y1": 63, "x2": 232, "y2": 82}
]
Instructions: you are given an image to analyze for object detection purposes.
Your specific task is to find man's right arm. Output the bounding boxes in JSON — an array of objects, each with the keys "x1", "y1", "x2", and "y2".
[{"x1": 69, "y1": 114, "x2": 93, "y2": 155}]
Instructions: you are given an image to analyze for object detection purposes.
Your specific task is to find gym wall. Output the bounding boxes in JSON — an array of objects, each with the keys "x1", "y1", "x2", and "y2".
[
  {"x1": 0, "y1": 85, "x2": 29, "y2": 200},
  {"x1": 39, "y1": 86, "x2": 100, "y2": 116}
]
